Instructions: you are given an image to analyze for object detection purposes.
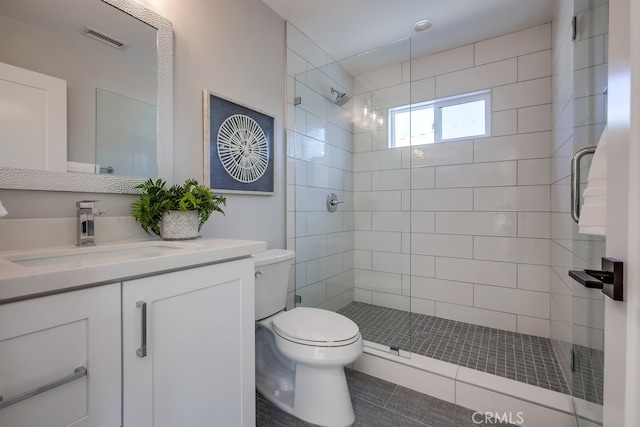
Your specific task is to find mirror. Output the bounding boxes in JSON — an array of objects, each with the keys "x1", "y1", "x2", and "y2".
[
  {"x1": 0, "y1": 0, "x2": 173, "y2": 193},
  {"x1": 96, "y1": 88, "x2": 157, "y2": 177}
]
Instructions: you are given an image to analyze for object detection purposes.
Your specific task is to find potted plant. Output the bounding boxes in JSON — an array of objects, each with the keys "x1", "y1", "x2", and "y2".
[{"x1": 131, "y1": 178, "x2": 226, "y2": 240}]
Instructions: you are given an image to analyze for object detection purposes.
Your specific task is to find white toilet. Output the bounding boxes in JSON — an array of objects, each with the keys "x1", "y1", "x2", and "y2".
[{"x1": 253, "y1": 249, "x2": 363, "y2": 427}]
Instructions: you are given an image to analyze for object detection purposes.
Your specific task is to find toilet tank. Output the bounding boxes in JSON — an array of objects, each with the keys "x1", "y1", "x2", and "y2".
[{"x1": 252, "y1": 249, "x2": 295, "y2": 320}]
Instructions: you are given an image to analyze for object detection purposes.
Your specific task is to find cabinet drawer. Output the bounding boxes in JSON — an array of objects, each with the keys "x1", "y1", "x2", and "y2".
[
  {"x1": 0, "y1": 319, "x2": 88, "y2": 426},
  {"x1": 0, "y1": 284, "x2": 121, "y2": 427}
]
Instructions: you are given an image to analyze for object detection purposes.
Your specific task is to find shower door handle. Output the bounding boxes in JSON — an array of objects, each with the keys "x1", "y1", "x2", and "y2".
[
  {"x1": 569, "y1": 257, "x2": 623, "y2": 301},
  {"x1": 570, "y1": 146, "x2": 597, "y2": 223}
]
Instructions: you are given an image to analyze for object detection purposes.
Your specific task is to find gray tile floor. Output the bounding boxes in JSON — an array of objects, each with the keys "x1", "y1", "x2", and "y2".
[
  {"x1": 256, "y1": 368, "x2": 516, "y2": 426},
  {"x1": 256, "y1": 303, "x2": 605, "y2": 425},
  {"x1": 338, "y1": 302, "x2": 569, "y2": 394},
  {"x1": 573, "y1": 344, "x2": 604, "y2": 405},
  {"x1": 337, "y1": 302, "x2": 605, "y2": 405}
]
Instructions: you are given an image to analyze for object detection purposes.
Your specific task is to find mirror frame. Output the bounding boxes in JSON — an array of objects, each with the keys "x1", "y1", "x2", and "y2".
[{"x1": 0, "y1": 0, "x2": 173, "y2": 193}]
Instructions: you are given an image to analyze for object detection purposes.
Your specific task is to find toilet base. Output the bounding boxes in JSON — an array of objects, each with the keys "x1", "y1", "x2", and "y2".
[
  {"x1": 256, "y1": 363, "x2": 355, "y2": 427},
  {"x1": 255, "y1": 322, "x2": 360, "y2": 426},
  {"x1": 291, "y1": 364, "x2": 355, "y2": 427}
]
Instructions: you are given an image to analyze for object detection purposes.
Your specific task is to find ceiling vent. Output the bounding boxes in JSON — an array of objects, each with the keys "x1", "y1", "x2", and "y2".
[{"x1": 82, "y1": 26, "x2": 128, "y2": 49}]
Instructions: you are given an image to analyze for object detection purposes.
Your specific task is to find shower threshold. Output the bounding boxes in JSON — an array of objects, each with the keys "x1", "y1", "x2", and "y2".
[{"x1": 353, "y1": 345, "x2": 581, "y2": 427}]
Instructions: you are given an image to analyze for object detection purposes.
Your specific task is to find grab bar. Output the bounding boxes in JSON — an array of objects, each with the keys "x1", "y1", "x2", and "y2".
[
  {"x1": 571, "y1": 146, "x2": 597, "y2": 223},
  {"x1": 0, "y1": 366, "x2": 87, "y2": 410}
]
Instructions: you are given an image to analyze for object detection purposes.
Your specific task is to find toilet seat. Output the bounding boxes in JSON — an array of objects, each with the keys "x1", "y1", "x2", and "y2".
[{"x1": 271, "y1": 307, "x2": 360, "y2": 347}]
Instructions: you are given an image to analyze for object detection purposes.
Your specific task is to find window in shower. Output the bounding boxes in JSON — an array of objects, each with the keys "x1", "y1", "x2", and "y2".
[{"x1": 389, "y1": 90, "x2": 491, "y2": 148}]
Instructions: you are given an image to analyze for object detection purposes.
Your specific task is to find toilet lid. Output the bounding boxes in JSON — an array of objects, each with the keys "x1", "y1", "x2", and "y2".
[{"x1": 271, "y1": 307, "x2": 360, "y2": 344}]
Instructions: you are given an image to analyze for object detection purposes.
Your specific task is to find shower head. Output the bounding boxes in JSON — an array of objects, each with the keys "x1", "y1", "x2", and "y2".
[{"x1": 330, "y1": 87, "x2": 352, "y2": 107}]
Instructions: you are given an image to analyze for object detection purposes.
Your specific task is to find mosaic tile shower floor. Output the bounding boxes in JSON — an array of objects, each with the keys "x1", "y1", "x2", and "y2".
[{"x1": 337, "y1": 301, "x2": 603, "y2": 404}]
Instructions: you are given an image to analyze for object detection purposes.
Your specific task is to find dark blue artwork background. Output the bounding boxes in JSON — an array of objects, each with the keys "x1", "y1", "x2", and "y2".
[{"x1": 208, "y1": 94, "x2": 274, "y2": 193}]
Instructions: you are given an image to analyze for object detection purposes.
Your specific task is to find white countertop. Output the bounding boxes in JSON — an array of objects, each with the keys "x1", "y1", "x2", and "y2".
[{"x1": 0, "y1": 238, "x2": 267, "y2": 303}]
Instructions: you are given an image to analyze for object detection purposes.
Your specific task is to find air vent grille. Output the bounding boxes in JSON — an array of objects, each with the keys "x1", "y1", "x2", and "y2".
[{"x1": 82, "y1": 26, "x2": 128, "y2": 49}]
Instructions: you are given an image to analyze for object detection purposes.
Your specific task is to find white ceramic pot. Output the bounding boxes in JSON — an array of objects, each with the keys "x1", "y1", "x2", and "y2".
[{"x1": 160, "y1": 210, "x2": 199, "y2": 240}]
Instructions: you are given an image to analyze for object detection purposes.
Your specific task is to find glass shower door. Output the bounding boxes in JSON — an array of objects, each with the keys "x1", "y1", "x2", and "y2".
[
  {"x1": 340, "y1": 38, "x2": 413, "y2": 357},
  {"x1": 569, "y1": 1, "x2": 608, "y2": 424},
  {"x1": 285, "y1": 22, "x2": 414, "y2": 358}
]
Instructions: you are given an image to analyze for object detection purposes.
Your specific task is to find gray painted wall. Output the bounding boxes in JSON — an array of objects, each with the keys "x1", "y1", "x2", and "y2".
[{"x1": 0, "y1": 0, "x2": 286, "y2": 250}]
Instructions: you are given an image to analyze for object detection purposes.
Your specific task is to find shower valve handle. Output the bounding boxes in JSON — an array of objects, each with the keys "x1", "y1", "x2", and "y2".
[{"x1": 326, "y1": 193, "x2": 343, "y2": 213}]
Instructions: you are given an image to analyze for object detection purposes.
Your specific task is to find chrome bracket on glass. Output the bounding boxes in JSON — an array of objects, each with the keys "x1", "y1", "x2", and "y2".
[
  {"x1": 0, "y1": 366, "x2": 87, "y2": 410},
  {"x1": 570, "y1": 146, "x2": 597, "y2": 223},
  {"x1": 326, "y1": 193, "x2": 344, "y2": 213}
]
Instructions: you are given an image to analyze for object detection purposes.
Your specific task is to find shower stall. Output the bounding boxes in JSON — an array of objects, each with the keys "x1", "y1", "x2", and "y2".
[{"x1": 285, "y1": 0, "x2": 607, "y2": 423}]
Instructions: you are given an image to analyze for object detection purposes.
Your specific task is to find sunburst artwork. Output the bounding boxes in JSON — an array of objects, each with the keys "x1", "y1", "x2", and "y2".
[
  {"x1": 204, "y1": 91, "x2": 275, "y2": 194},
  {"x1": 217, "y1": 114, "x2": 269, "y2": 183}
]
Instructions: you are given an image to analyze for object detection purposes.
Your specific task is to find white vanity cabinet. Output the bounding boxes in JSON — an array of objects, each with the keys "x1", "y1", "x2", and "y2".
[
  {"x1": 0, "y1": 283, "x2": 121, "y2": 427},
  {"x1": 0, "y1": 238, "x2": 264, "y2": 426},
  {"x1": 122, "y1": 258, "x2": 256, "y2": 427}
]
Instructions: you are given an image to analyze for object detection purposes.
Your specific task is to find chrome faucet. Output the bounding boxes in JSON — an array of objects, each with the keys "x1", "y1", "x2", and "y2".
[{"x1": 76, "y1": 200, "x2": 106, "y2": 246}]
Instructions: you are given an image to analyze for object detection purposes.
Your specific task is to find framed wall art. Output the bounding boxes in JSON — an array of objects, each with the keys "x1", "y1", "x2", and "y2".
[{"x1": 203, "y1": 90, "x2": 275, "y2": 195}]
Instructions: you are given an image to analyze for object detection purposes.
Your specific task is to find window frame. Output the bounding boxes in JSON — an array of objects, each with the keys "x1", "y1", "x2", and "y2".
[{"x1": 388, "y1": 90, "x2": 492, "y2": 148}]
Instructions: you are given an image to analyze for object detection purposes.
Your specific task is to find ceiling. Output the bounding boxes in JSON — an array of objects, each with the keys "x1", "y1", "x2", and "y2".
[{"x1": 261, "y1": 0, "x2": 556, "y2": 67}]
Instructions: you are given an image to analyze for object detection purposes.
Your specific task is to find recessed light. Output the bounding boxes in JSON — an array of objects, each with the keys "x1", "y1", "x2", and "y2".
[{"x1": 413, "y1": 19, "x2": 433, "y2": 33}]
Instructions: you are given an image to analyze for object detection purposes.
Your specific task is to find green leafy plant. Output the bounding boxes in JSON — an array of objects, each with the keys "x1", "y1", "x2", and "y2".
[{"x1": 131, "y1": 178, "x2": 226, "y2": 237}]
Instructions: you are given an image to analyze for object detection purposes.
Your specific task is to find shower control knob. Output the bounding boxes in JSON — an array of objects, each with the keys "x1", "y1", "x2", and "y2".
[
  {"x1": 326, "y1": 193, "x2": 343, "y2": 213},
  {"x1": 255, "y1": 271, "x2": 262, "y2": 279}
]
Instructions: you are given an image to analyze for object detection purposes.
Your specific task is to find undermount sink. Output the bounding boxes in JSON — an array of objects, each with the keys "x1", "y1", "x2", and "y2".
[
  {"x1": 0, "y1": 238, "x2": 266, "y2": 303},
  {"x1": 2, "y1": 241, "x2": 199, "y2": 269}
]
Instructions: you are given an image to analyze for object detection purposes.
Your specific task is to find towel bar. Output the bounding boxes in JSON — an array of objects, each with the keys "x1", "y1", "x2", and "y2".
[{"x1": 571, "y1": 146, "x2": 597, "y2": 223}]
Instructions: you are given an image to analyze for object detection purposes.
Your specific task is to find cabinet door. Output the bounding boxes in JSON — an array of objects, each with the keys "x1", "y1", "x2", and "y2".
[
  {"x1": 0, "y1": 284, "x2": 121, "y2": 427},
  {"x1": 122, "y1": 259, "x2": 255, "y2": 427}
]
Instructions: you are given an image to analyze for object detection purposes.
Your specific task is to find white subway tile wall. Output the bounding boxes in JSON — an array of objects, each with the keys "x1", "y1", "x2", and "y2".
[
  {"x1": 350, "y1": 23, "x2": 556, "y2": 337},
  {"x1": 286, "y1": 23, "x2": 356, "y2": 311},
  {"x1": 286, "y1": 19, "x2": 606, "y2": 343}
]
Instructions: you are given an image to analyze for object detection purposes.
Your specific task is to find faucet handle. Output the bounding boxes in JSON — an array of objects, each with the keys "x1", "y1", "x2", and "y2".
[{"x1": 93, "y1": 208, "x2": 107, "y2": 216}]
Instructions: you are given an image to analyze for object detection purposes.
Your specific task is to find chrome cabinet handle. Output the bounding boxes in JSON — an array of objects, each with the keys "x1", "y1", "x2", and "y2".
[
  {"x1": 0, "y1": 366, "x2": 87, "y2": 410},
  {"x1": 136, "y1": 300, "x2": 147, "y2": 358},
  {"x1": 571, "y1": 146, "x2": 597, "y2": 223}
]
